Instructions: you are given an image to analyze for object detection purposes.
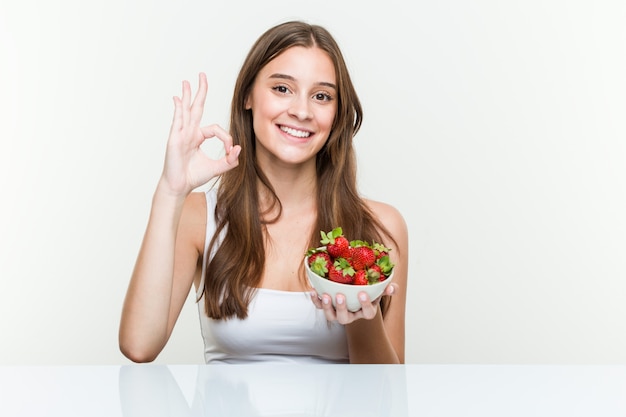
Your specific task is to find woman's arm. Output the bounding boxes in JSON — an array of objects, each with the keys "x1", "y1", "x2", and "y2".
[
  {"x1": 118, "y1": 73, "x2": 240, "y2": 362},
  {"x1": 118, "y1": 191, "x2": 204, "y2": 362}
]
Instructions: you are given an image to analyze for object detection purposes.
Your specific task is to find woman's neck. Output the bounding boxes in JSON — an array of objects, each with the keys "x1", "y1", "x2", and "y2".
[{"x1": 257, "y1": 159, "x2": 317, "y2": 212}]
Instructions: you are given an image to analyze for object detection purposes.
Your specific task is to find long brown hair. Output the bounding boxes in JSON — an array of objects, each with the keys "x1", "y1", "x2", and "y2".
[{"x1": 202, "y1": 21, "x2": 395, "y2": 319}]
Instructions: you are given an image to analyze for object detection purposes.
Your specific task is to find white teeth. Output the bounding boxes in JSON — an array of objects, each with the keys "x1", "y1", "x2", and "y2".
[{"x1": 280, "y1": 126, "x2": 311, "y2": 138}]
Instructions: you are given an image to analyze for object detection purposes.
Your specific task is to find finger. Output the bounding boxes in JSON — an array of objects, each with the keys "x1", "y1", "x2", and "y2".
[
  {"x1": 198, "y1": 148, "x2": 239, "y2": 178},
  {"x1": 321, "y1": 294, "x2": 337, "y2": 321},
  {"x1": 198, "y1": 124, "x2": 241, "y2": 175},
  {"x1": 225, "y1": 145, "x2": 242, "y2": 166},
  {"x1": 309, "y1": 291, "x2": 323, "y2": 309},
  {"x1": 170, "y1": 96, "x2": 183, "y2": 135},
  {"x1": 181, "y1": 80, "x2": 192, "y2": 126},
  {"x1": 190, "y1": 73, "x2": 208, "y2": 125},
  {"x1": 370, "y1": 283, "x2": 396, "y2": 305},
  {"x1": 357, "y1": 292, "x2": 378, "y2": 320},
  {"x1": 199, "y1": 124, "x2": 234, "y2": 149},
  {"x1": 334, "y1": 294, "x2": 353, "y2": 323}
]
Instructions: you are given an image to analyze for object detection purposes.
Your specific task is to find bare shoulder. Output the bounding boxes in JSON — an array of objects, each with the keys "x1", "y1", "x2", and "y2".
[
  {"x1": 364, "y1": 199, "x2": 408, "y2": 245},
  {"x1": 179, "y1": 191, "x2": 208, "y2": 254},
  {"x1": 183, "y1": 191, "x2": 207, "y2": 215}
]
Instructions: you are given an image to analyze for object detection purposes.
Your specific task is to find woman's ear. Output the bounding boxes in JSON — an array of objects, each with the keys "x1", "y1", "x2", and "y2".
[{"x1": 245, "y1": 95, "x2": 252, "y2": 110}]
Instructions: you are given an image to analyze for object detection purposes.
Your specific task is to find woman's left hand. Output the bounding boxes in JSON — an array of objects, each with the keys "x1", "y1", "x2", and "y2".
[{"x1": 309, "y1": 283, "x2": 397, "y2": 324}]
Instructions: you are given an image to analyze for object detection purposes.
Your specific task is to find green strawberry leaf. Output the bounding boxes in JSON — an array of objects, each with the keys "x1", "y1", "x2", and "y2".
[
  {"x1": 333, "y1": 257, "x2": 355, "y2": 276},
  {"x1": 376, "y1": 255, "x2": 395, "y2": 274}
]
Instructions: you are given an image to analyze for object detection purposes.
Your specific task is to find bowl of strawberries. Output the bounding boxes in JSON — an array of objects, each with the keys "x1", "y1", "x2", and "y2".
[{"x1": 304, "y1": 227, "x2": 395, "y2": 312}]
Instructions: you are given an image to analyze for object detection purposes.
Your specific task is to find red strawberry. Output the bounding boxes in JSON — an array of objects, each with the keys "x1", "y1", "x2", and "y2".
[
  {"x1": 321, "y1": 227, "x2": 351, "y2": 259},
  {"x1": 353, "y1": 269, "x2": 368, "y2": 285},
  {"x1": 308, "y1": 251, "x2": 332, "y2": 277},
  {"x1": 351, "y1": 246, "x2": 376, "y2": 270},
  {"x1": 328, "y1": 264, "x2": 353, "y2": 284},
  {"x1": 308, "y1": 250, "x2": 330, "y2": 264},
  {"x1": 367, "y1": 264, "x2": 383, "y2": 283},
  {"x1": 308, "y1": 227, "x2": 395, "y2": 286},
  {"x1": 376, "y1": 254, "x2": 395, "y2": 276},
  {"x1": 330, "y1": 236, "x2": 351, "y2": 258},
  {"x1": 372, "y1": 242, "x2": 390, "y2": 260}
]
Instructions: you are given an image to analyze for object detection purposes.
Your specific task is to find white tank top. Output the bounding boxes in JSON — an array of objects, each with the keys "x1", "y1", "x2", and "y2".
[{"x1": 196, "y1": 189, "x2": 349, "y2": 364}]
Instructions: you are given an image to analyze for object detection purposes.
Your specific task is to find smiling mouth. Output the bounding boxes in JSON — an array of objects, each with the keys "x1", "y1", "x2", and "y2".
[{"x1": 279, "y1": 125, "x2": 312, "y2": 138}]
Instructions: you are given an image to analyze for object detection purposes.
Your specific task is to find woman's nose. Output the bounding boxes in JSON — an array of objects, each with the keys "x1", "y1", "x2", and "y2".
[{"x1": 288, "y1": 95, "x2": 312, "y2": 120}]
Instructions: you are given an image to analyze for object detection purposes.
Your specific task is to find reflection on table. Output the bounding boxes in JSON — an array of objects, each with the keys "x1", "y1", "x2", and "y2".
[
  {"x1": 118, "y1": 364, "x2": 408, "y2": 417},
  {"x1": 1, "y1": 364, "x2": 626, "y2": 416}
]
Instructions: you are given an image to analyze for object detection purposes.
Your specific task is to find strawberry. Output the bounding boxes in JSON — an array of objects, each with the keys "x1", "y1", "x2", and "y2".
[
  {"x1": 307, "y1": 227, "x2": 395, "y2": 286},
  {"x1": 308, "y1": 251, "x2": 332, "y2": 277},
  {"x1": 372, "y1": 242, "x2": 391, "y2": 260},
  {"x1": 376, "y1": 255, "x2": 395, "y2": 276},
  {"x1": 367, "y1": 264, "x2": 383, "y2": 284},
  {"x1": 353, "y1": 269, "x2": 368, "y2": 285},
  {"x1": 328, "y1": 263, "x2": 353, "y2": 284},
  {"x1": 320, "y1": 227, "x2": 351, "y2": 259},
  {"x1": 351, "y1": 245, "x2": 376, "y2": 270}
]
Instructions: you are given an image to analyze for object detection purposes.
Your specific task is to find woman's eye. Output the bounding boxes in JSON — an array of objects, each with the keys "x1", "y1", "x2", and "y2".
[
  {"x1": 272, "y1": 85, "x2": 290, "y2": 94},
  {"x1": 314, "y1": 92, "x2": 333, "y2": 102}
]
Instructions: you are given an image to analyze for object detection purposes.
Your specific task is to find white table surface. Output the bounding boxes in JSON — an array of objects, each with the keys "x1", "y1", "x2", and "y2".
[{"x1": 1, "y1": 364, "x2": 625, "y2": 416}]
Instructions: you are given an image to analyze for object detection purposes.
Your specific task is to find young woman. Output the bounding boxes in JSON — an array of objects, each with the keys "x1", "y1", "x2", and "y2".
[{"x1": 119, "y1": 21, "x2": 408, "y2": 364}]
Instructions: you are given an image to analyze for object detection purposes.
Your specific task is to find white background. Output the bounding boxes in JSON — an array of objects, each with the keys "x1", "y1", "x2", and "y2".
[{"x1": 1, "y1": 0, "x2": 624, "y2": 365}]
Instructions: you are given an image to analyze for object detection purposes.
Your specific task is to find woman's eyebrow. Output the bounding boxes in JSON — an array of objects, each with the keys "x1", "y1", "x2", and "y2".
[{"x1": 269, "y1": 73, "x2": 337, "y2": 90}]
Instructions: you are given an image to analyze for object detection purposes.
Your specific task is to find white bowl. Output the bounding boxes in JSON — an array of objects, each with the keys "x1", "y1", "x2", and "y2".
[{"x1": 304, "y1": 255, "x2": 394, "y2": 312}]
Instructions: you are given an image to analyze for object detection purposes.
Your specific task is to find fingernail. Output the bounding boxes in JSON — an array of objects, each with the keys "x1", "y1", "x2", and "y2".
[
  {"x1": 336, "y1": 296, "x2": 344, "y2": 305},
  {"x1": 388, "y1": 285, "x2": 395, "y2": 295},
  {"x1": 323, "y1": 297, "x2": 330, "y2": 305},
  {"x1": 359, "y1": 293, "x2": 367, "y2": 301}
]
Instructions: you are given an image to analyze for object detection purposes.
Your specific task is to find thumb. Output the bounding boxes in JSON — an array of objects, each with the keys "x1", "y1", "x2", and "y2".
[{"x1": 213, "y1": 145, "x2": 241, "y2": 176}]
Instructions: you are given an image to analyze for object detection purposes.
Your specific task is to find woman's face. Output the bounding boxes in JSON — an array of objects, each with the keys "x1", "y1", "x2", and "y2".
[{"x1": 245, "y1": 46, "x2": 337, "y2": 169}]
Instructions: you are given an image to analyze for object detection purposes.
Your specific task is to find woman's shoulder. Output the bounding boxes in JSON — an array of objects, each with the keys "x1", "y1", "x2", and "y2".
[
  {"x1": 364, "y1": 198, "x2": 408, "y2": 247},
  {"x1": 184, "y1": 188, "x2": 218, "y2": 215},
  {"x1": 179, "y1": 191, "x2": 209, "y2": 251},
  {"x1": 184, "y1": 191, "x2": 208, "y2": 216},
  {"x1": 364, "y1": 198, "x2": 406, "y2": 229}
]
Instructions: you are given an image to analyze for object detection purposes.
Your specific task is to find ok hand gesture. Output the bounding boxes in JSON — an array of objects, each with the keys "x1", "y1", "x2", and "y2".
[{"x1": 160, "y1": 72, "x2": 241, "y2": 198}]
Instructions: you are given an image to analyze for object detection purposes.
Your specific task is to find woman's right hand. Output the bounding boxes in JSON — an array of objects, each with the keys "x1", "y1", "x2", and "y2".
[{"x1": 160, "y1": 72, "x2": 241, "y2": 198}]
